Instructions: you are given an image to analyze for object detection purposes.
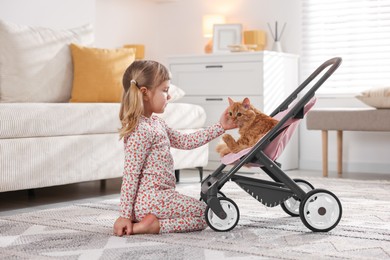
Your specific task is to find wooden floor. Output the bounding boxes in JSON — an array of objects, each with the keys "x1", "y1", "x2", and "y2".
[{"x1": 1, "y1": 169, "x2": 389, "y2": 216}]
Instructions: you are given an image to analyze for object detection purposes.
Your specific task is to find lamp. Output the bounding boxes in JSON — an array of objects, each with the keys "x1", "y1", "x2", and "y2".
[{"x1": 202, "y1": 14, "x2": 225, "y2": 53}]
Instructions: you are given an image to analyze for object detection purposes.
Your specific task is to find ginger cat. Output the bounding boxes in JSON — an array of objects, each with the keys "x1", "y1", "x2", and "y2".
[{"x1": 216, "y1": 97, "x2": 279, "y2": 157}]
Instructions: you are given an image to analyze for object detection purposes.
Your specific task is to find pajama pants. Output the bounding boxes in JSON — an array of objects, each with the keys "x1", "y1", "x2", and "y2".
[{"x1": 134, "y1": 189, "x2": 208, "y2": 233}]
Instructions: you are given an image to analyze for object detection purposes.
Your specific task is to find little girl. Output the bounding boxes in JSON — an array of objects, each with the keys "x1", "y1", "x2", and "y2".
[{"x1": 113, "y1": 60, "x2": 236, "y2": 236}]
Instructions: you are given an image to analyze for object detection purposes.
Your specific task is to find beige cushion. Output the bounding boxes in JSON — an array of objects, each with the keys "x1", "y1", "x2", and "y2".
[
  {"x1": 0, "y1": 20, "x2": 94, "y2": 102},
  {"x1": 356, "y1": 86, "x2": 390, "y2": 109}
]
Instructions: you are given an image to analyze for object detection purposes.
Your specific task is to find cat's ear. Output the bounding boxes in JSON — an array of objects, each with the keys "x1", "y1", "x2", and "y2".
[
  {"x1": 243, "y1": 97, "x2": 250, "y2": 109},
  {"x1": 228, "y1": 97, "x2": 235, "y2": 106}
]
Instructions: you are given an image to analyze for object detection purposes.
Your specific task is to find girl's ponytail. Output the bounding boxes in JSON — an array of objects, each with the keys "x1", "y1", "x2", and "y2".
[{"x1": 119, "y1": 79, "x2": 143, "y2": 139}]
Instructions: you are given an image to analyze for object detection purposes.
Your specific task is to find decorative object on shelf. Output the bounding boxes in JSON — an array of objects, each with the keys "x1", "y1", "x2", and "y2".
[
  {"x1": 243, "y1": 30, "x2": 267, "y2": 51},
  {"x1": 267, "y1": 21, "x2": 286, "y2": 52},
  {"x1": 123, "y1": 44, "x2": 145, "y2": 60},
  {"x1": 202, "y1": 14, "x2": 226, "y2": 54},
  {"x1": 227, "y1": 44, "x2": 257, "y2": 52},
  {"x1": 212, "y1": 24, "x2": 243, "y2": 53}
]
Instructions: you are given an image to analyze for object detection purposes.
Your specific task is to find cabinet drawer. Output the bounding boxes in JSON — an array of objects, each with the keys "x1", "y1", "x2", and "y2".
[{"x1": 170, "y1": 62, "x2": 263, "y2": 96}]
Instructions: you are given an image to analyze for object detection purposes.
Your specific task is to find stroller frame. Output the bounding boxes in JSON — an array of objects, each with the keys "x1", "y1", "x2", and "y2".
[{"x1": 201, "y1": 57, "x2": 343, "y2": 232}]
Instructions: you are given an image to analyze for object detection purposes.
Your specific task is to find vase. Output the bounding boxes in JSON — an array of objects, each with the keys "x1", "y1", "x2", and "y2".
[{"x1": 272, "y1": 41, "x2": 283, "y2": 52}]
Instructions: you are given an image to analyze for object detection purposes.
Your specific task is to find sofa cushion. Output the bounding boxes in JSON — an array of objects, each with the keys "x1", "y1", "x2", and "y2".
[
  {"x1": 0, "y1": 20, "x2": 94, "y2": 103},
  {"x1": 0, "y1": 103, "x2": 206, "y2": 138},
  {"x1": 168, "y1": 84, "x2": 186, "y2": 102},
  {"x1": 0, "y1": 103, "x2": 121, "y2": 138},
  {"x1": 69, "y1": 44, "x2": 136, "y2": 102},
  {"x1": 156, "y1": 103, "x2": 206, "y2": 130},
  {"x1": 171, "y1": 130, "x2": 208, "y2": 170}
]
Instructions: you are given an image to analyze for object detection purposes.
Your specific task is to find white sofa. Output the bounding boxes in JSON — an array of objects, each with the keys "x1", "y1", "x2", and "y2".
[
  {"x1": 0, "y1": 102, "x2": 208, "y2": 192},
  {"x1": 0, "y1": 20, "x2": 208, "y2": 192}
]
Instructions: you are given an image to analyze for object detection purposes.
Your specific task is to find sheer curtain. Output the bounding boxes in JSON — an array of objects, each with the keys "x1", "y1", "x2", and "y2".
[{"x1": 301, "y1": 0, "x2": 390, "y2": 93}]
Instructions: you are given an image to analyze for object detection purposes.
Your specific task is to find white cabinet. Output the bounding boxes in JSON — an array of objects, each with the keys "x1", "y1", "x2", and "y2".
[{"x1": 168, "y1": 51, "x2": 299, "y2": 171}]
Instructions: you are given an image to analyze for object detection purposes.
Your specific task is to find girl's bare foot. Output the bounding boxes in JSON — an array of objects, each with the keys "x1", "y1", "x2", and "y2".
[{"x1": 133, "y1": 214, "x2": 160, "y2": 234}]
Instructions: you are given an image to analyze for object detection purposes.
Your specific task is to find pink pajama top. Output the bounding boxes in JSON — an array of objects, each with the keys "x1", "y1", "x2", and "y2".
[{"x1": 119, "y1": 115, "x2": 225, "y2": 221}]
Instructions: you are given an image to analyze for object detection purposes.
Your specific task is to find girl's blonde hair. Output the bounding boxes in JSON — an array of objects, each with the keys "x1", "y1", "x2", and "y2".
[{"x1": 119, "y1": 60, "x2": 170, "y2": 139}]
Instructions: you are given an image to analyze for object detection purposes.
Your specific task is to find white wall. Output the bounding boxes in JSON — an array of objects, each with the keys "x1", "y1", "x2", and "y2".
[
  {"x1": 1, "y1": 0, "x2": 389, "y2": 176},
  {"x1": 94, "y1": 0, "x2": 158, "y2": 52},
  {"x1": 0, "y1": 0, "x2": 95, "y2": 29}
]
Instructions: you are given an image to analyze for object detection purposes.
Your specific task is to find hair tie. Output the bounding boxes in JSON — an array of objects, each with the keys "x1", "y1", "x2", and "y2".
[{"x1": 130, "y1": 79, "x2": 138, "y2": 87}]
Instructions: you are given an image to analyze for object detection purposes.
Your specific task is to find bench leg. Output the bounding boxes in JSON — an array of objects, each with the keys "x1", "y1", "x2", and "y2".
[
  {"x1": 337, "y1": 130, "x2": 343, "y2": 177},
  {"x1": 322, "y1": 130, "x2": 328, "y2": 177}
]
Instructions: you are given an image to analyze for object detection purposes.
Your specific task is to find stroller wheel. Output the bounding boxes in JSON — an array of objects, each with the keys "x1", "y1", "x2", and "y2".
[
  {"x1": 199, "y1": 191, "x2": 226, "y2": 201},
  {"x1": 299, "y1": 189, "x2": 342, "y2": 232},
  {"x1": 217, "y1": 191, "x2": 226, "y2": 198},
  {"x1": 281, "y1": 179, "x2": 314, "y2": 217},
  {"x1": 205, "y1": 197, "x2": 240, "y2": 232}
]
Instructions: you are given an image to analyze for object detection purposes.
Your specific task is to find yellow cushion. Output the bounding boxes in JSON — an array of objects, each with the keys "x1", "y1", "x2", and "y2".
[
  {"x1": 123, "y1": 44, "x2": 145, "y2": 60},
  {"x1": 70, "y1": 43, "x2": 135, "y2": 102}
]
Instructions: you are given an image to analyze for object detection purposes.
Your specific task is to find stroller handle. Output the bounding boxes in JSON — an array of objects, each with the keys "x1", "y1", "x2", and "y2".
[
  {"x1": 270, "y1": 57, "x2": 342, "y2": 117},
  {"x1": 258, "y1": 57, "x2": 342, "y2": 153}
]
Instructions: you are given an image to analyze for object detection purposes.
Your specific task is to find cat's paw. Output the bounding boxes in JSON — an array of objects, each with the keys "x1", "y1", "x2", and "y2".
[
  {"x1": 215, "y1": 142, "x2": 226, "y2": 152},
  {"x1": 222, "y1": 134, "x2": 234, "y2": 144},
  {"x1": 231, "y1": 146, "x2": 246, "y2": 153},
  {"x1": 216, "y1": 142, "x2": 231, "y2": 157},
  {"x1": 220, "y1": 149, "x2": 231, "y2": 157}
]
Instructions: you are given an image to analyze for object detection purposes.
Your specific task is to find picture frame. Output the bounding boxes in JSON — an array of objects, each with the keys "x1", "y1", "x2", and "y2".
[{"x1": 212, "y1": 24, "x2": 243, "y2": 53}]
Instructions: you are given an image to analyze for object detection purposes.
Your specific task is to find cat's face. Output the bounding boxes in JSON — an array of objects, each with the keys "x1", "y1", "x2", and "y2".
[{"x1": 227, "y1": 98, "x2": 254, "y2": 126}]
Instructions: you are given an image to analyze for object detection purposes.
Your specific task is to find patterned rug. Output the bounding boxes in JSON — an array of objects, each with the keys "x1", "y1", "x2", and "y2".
[{"x1": 0, "y1": 176, "x2": 389, "y2": 259}]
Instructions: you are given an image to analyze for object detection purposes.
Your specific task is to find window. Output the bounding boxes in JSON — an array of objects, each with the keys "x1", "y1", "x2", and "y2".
[{"x1": 302, "y1": 0, "x2": 390, "y2": 93}]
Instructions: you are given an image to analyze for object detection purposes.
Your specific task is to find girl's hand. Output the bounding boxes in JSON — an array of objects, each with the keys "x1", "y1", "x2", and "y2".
[
  {"x1": 220, "y1": 107, "x2": 237, "y2": 130},
  {"x1": 114, "y1": 216, "x2": 133, "y2": 236}
]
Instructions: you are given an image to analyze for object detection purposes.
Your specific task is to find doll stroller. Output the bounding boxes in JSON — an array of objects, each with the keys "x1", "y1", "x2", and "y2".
[{"x1": 200, "y1": 57, "x2": 343, "y2": 232}]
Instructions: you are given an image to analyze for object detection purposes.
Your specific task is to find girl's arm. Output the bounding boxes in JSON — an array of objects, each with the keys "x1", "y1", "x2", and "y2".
[
  {"x1": 162, "y1": 106, "x2": 236, "y2": 150},
  {"x1": 119, "y1": 124, "x2": 152, "y2": 219},
  {"x1": 164, "y1": 120, "x2": 225, "y2": 150}
]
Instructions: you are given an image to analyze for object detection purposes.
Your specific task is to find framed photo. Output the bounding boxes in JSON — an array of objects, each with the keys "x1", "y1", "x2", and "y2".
[{"x1": 212, "y1": 24, "x2": 242, "y2": 53}]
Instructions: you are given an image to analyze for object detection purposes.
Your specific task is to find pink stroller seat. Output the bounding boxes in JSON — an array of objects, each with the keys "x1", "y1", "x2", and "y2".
[{"x1": 221, "y1": 98, "x2": 317, "y2": 166}]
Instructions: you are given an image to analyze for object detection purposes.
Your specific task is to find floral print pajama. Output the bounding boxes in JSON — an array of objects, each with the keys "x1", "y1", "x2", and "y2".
[{"x1": 119, "y1": 115, "x2": 225, "y2": 233}]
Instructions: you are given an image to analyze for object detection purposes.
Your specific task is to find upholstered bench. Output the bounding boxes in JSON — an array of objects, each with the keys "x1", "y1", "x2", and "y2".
[{"x1": 306, "y1": 108, "x2": 390, "y2": 177}]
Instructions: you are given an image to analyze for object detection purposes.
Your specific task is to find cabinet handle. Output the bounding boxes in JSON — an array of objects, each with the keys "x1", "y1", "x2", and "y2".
[
  {"x1": 205, "y1": 98, "x2": 223, "y2": 101},
  {"x1": 205, "y1": 65, "x2": 223, "y2": 69}
]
